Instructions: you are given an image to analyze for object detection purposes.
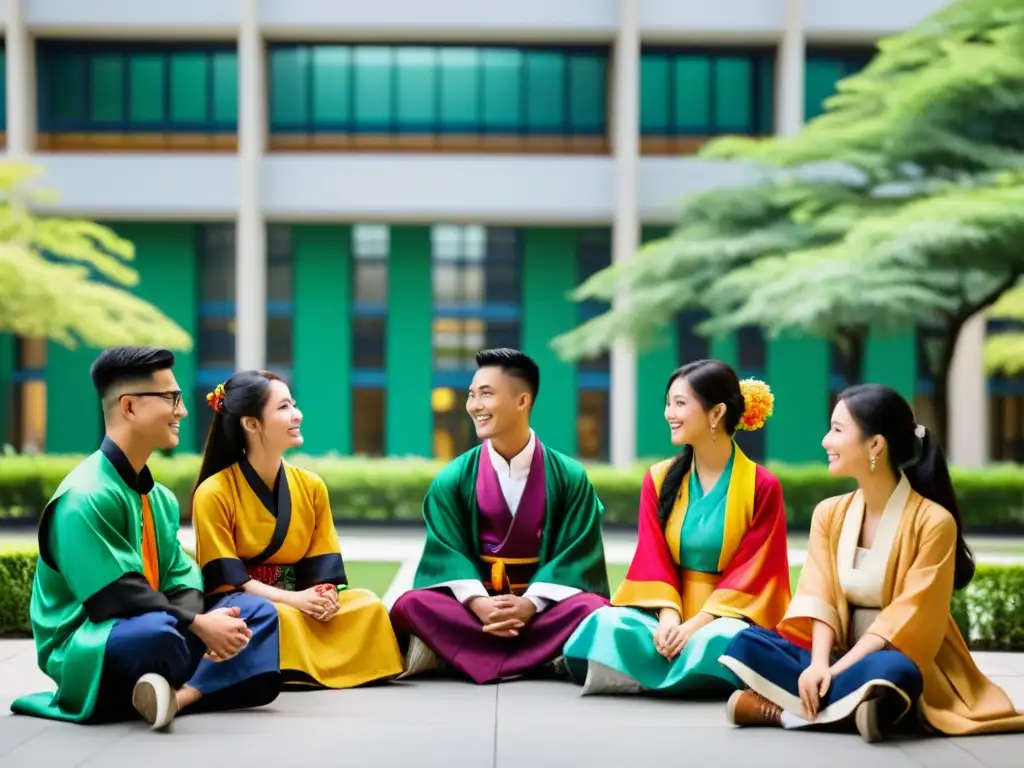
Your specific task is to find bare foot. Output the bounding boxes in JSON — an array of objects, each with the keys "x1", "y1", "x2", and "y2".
[{"x1": 175, "y1": 684, "x2": 203, "y2": 712}]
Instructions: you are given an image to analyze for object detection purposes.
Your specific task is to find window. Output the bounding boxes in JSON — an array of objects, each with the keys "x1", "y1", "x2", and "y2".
[
  {"x1": 37, "y1": 41, "x2": 238, "y2": 150},
  {"x1": 577, "y1": 229, "x2": 611, "y2": 461},
  {"x1": 640, "y1": 48, "x2": 774, "y2": 154},
  {"x1": 0, "y1": 45, "x2": 7, "y2": 135},
  {"x1": 9, "y1": 338, "x2": 47, "y2": 452},
  {"x1": 351, "y1": 225, "x2": 389, "y2": 456},
  {"x1": 267, "y1": 44, "x2": 608, "y2": 152},
  {"x1": 266, "y1": 225, "x2": 293, "y2": 374},
  {"x1": 804, "y1": 48, "x2": 874, "y2": 122},
  {"x1": 432, "y1": 226, "x2": 522, "y2": 459},
  {"x1": 990, "y1": 389, "x2": 1024, "y2": 462},
  {"x1": 677, "y1": 309, "x2": 710, "y2": 365},
  {"x1": 194, "y1": 223, "x2": 236, "y2": 450}
]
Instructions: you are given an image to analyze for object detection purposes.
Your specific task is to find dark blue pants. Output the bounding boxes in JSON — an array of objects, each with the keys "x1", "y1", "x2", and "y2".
[{"x1": 92, "y1": 593, "x2": 281, "y2": 723}]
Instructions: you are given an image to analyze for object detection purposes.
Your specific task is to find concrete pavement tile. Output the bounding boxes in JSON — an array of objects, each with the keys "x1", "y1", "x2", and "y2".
[
  {"x1": 495, "y1": 679, "x2": 731, "y2": 728},
  {"x1": 2, "y1": 721, "x2": 132, "y2": 767},
  {"x1": 945, "y1": 735, "x2": 1024, "y2": 768},
  {"x1": 0, "y1": 712, "x2": 56, "y2": 758},
  {"x1": 896, "y1": 738, "x2": 990, "y2": 768},
  {"x1": 77, "y1": 722, "x2": 494, "y2": 768},
  {"x1": 494, "y1": 720, "x2": 926, "y2": 768}
]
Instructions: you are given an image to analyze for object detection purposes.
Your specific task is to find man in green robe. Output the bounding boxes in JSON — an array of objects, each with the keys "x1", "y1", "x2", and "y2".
[
  {"x1": 11, "y1": 346, "x2": 282, "y2": 729},
  {"x1": 389, "y1": 348, "x2": 611, "y2": 684}
]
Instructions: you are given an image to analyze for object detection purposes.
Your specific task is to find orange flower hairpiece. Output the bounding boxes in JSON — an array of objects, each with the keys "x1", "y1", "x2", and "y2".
[
  {"x1": 737, "y1": 378, "x2": 774, "y2": 431},
  {"x1": 206, "y1": 383, "x2": 226, "y2": 414}
]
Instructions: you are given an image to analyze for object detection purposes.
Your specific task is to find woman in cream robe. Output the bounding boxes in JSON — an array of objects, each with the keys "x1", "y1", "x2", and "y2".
[{"x1": 718, "y1": 384, "x2": 1024, "y2": 742}]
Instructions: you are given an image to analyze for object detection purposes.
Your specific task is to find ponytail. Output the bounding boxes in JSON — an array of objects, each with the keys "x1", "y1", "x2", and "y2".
[
  {"x1": 191, "y1": 411, "x2": 246, "y2": 503},
  {"x1": 903, "y1": 429, "x2": 976, "y2": 590},
  {"x1": 657, "y1": 446, "x2": 693, "y2": 528}
]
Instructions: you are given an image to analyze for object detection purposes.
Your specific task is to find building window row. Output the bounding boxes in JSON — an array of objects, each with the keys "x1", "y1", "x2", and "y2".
[{"x1": 20, "y1": 41, "x2": 874, "y2": 154}]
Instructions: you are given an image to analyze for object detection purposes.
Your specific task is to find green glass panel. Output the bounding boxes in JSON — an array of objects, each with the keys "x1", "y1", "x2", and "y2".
[
  {"x1": 674, "y1": 57, "x2": 710, "y2": 131},
  {"x1": 270, "y1": 47, "x2": 308, "y2": 125},
  {"x1": 439, "y1": 48, "x2": 478, "y2": 128},
  {"x1": 395, "y1": 48, "x2": 436, "y2": 128},
  {"x1": 481, "y1": 49, "x2": 521, "y2": 130},
  {"x1": 805, "y1": 58, "x2": 844, "y2": 120},
  {"x1": 0, "y1": 56, "x2": 6, "y2": 128},
  {"x1": 757, "y1": 56, "x2": 774, "y2": 132},
  {"x1": 128, "y1": 55, "x2": 164, "y2": 123},
  {"x1": 169, "y1": 53, "x2": 209, "y2": 123},
  {"x1": 51, "y1": 54, "x2": 86, "y2": 121},
  {"x1": 568, "y1": 54, "x2": 604, "y2": 132},
  {"x1": 524, "y1": 51, "x2": 564, "y2": 131},
  {"x1": 312, "y1": 46, "x2": 351, "y2": 125},
  {"x1": 640, "y1": 54, "x2": 669, "y2": 132},
  {"x1": 212, "y1": 51, "x2": 238, "y2": 124},
  {"x1": 353, "y1": 47, "x2": 392, "y2": 127},
  {"x1": 91, "y1": 55, "x2": 125, "y2": 121},
  {"x1": 713, "y1": 57, "x2": 753, "y2": 131}
]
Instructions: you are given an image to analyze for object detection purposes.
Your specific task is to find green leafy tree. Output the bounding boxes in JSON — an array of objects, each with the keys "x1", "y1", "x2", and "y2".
[
  {"x1": 553, "y1": 0, "x2": 1024, "y2": 444},
  {"x1": 0, "y1": 162, "x2": 192, "y2": 350}
]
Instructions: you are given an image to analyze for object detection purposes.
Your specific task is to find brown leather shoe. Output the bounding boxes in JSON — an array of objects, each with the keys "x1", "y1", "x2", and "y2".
[{"x1": 726, "y1": 690, "x2": 783, "y2": 727}]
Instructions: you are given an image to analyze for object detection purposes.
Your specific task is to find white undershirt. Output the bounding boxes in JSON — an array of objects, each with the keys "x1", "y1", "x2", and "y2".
[{"x1": 439, "y1": 431, "x2": 581, "y2": 612}]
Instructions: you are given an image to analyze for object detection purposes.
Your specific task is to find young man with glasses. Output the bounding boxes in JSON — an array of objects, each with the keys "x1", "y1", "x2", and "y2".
[{"x1": 11, "y1": 346, "x2": 282, "y2": 730}]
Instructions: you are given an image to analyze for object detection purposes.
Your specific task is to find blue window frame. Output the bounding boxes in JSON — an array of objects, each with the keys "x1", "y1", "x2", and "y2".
[
  {"x1": 641, "y1": 47, "x2": 775, "y2": 138},
  {"x1": 431, "y1": 226, "x2": 522, "y2": 459},
  {"x1": 267, "y1": 44, "x2": 608, "y2": 140},
  {"x1": 352, "y1": 225, "x2": 389, "y2": 456},
  {"x1": 576, "y1": 229, "x2": 610, "y2": 461},
  {"x1": 37, "y1": 40, "x2": 238, "y2": 133},
  {"x1": 804, "y1": 47, "x2": 874, "y2": 122}
]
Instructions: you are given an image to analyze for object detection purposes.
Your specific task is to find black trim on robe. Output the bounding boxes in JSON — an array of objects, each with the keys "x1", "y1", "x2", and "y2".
[
  {"x1": 293, "y1": 553, "x2": 347, "y2": 592},
  {"x1": 202, "y1": 557, "x2": 251, "y2": 592},
  {"x1": 100, "y1": 436, "x2": 155, "y2": 494},
  {"x1": 84, "y1": 573, "x2": 199, "y2": 633},
  {"x1": 239, "y1": 457, "x2": 293, "y2": 568}
]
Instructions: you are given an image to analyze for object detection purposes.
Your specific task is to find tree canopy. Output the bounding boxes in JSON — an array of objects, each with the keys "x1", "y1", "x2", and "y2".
[
  {"x1": 0, "y1": 162, "x2": 192, "y2": 350},
  {"x1": 552, "y1": 0, "x2": 1024, "y2": 442}
]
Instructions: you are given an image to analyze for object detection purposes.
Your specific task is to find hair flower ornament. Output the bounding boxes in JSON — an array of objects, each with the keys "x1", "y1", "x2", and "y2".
[
  {"x1": 737, "y1": 378, "x2": 774, "y2": 431},
  {"x1": 206, "y1": 383, "x2": 226, "y2": 413},
  {"x1": 914, "y1": 424, "x2": 926, "y2": 439}
]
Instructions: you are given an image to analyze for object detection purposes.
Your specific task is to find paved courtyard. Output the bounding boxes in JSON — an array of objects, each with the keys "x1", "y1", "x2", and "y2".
[{"x1": 1, "y1": 639, "x2": 1023, "y2": 767}]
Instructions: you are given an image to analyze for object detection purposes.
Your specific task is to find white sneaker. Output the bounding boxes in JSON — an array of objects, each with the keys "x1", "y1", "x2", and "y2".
[
  {"x1": 855, "y1": 697, "x2": 882, "y2": 743},
  {"x1": 399, "y1": 636, "x2": 440, "y2": 679},
  {"x1": 132, "y1": 673, "x2": 177, "y2": 730},
  {"x1": 581, "y1": 662, "x2": 643, "y2": 696}
]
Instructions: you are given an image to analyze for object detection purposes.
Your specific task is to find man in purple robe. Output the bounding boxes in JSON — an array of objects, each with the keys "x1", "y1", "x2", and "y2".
[{"x1": 389, "y1": 348, "x2": 611, "y2": 684}]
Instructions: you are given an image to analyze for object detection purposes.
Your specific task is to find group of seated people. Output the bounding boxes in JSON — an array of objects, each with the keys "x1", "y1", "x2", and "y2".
[{"x1": 11, "y1": 345, "x2": 1024, "y2": 744}]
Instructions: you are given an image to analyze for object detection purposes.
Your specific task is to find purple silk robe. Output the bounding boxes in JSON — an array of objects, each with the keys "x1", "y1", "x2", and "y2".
[{"x1": 389, "y1": 439, "x2": 609, "y2": 684}]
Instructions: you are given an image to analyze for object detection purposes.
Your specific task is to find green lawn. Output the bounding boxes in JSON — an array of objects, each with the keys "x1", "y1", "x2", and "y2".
[
  {"x1": 346, "y1": 560, "x2": 403, "y2": 597},
  {"x1": 606, "y1": 564, "x2": 803, "y2": 594}
]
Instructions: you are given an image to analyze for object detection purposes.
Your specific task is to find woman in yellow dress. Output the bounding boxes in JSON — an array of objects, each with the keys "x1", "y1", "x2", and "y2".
[
  {"x1": 720, "y1": 383, "x2": 1024, "y2": 742},
  {"x1": 191, "y1": 370, "x2": 403, "y2": 689}
]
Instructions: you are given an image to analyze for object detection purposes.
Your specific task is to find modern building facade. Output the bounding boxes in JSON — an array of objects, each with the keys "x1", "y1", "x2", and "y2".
[{"x1": 0, "y1": 0, "x2": 1014, "y2": 467}]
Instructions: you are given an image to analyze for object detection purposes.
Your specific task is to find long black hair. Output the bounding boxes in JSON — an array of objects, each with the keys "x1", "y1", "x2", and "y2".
[
  {"x1": 657, "y1": 360, "x2": 746, "y2": 528},
  {"x1": 192, "y1": 369, "x2": 283, "y2": 501},
  {"x1": 838, "y1": 383, "x2": 976, "y2": 590}
]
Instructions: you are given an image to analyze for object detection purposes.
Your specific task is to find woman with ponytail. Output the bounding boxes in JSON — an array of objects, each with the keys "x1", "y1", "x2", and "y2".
[
  {"x1": 562, "y1": 359, "x2": 792, "y2": 697},
  {"x1": 190, "y1": 370, "x2": 403, "y2": 690},
  {"x1": 721, "y1": 384, "x2": 1024, "y2": 742}
]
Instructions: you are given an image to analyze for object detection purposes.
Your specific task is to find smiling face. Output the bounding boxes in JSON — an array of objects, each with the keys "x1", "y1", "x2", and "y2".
[
  {"x1": 664, "y1": 375, "x2": 723, "y2": 446},
  {"x1": 244, "y1": 378, "x2": 304, "y2": 453},
  {"x1": 466, "y1": 365, "x2": 529, "y2": 441},
  {"x1": 122, "y1": 367, "x2": 188, "y2": 451},
  {"x1": 822, "y1": 398, "x2": 883, "y2": 478}
]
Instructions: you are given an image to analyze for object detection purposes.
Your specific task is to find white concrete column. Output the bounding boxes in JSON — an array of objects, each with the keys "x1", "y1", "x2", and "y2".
[
  {"x1": 948, "y1": 312, "x2": 988, "y2": 466},
  {"x1": 235, "y1": 0, "x2": 267, "y2": 370},
  {"x1": 776, "y1": 0, "x2": 806, "y2": 136},
  {"x1": 5, "y1": 0, "x2": 34, "y2": 158},
  {"x1": 610, "y1": 0, "x2": 640, "y2": 469}
]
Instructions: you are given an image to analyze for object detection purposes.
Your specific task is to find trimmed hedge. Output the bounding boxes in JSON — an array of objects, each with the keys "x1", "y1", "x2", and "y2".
[
  {"x1": 0, "y1": 549, "x2": 1022, "y2": 650},
  {"x1": 4, "y1": 453, "x2": 1024, "y2": 531}
]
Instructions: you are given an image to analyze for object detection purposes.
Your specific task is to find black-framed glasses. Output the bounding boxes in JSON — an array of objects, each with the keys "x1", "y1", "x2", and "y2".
[{"x1": 120, "y1": 390, "x2": 184, "y2": 410}]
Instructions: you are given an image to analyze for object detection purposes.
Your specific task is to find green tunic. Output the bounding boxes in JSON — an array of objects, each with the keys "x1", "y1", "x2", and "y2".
[
  {"x1": 10, "y1": 446, "x2": 202, "y2": 723},
  {"x1": 413, "y1": 443, "x2": 610, "y2": 596}
]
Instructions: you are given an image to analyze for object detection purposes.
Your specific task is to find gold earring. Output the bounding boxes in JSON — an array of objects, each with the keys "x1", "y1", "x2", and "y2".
[
  {"x1": 711, "y1": 422, "x2": 717, "y2": 441},
  {"x1": 870, "y1": 454, "x2": 876, "y2": 473}
]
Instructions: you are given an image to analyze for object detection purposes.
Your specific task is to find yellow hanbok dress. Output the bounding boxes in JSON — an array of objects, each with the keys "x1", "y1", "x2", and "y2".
[{"x1": 192, "y1": 458, "x2": 403, "y2": 689}]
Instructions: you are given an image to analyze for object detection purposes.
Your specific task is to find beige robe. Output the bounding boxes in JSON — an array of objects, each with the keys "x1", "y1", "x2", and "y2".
[{"x1": 780, "y1": 478, "x2": 1024, "y2": 736}]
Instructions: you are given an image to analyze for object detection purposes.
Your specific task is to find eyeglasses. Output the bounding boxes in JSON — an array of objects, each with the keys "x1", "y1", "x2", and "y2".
[{"x1": 120, "y1": 390, "x2": 184, "y2": 410}]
